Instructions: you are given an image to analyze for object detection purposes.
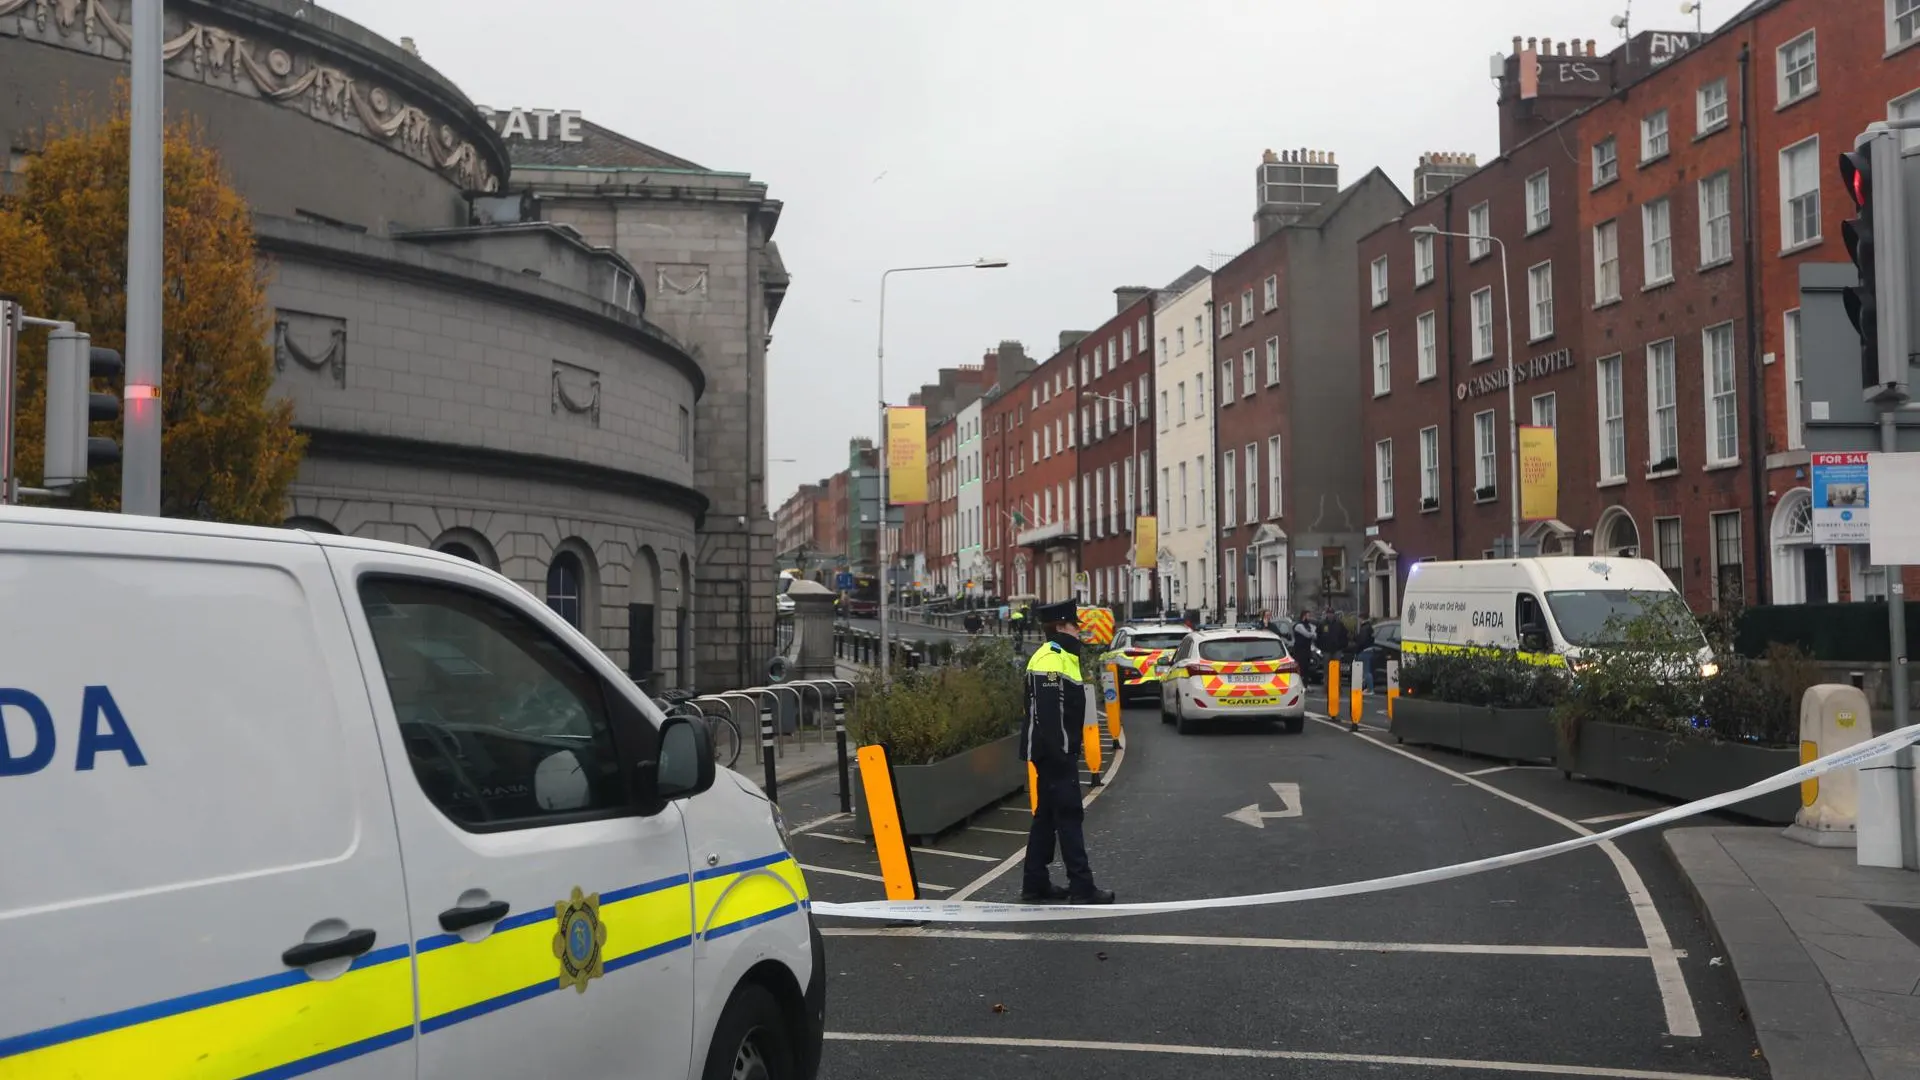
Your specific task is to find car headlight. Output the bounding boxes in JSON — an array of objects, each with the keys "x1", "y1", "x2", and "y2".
[
  {"x1": 770, "y1": 802, "x2": 793, "y2": 852},
  {"x1": 1700, "y1": 662, "x2": 1720, "y2": 678}
]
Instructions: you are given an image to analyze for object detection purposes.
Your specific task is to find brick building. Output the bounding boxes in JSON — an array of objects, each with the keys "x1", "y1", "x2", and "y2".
[
  {"x1": 1009, "y1": 334, "x2": 1087, "y2": 601},
  {"x1": 1213, "y1": 153, "x2": 1409, "y2": 620},
  {"x1": 774, "y1": 482, "x2": 826, "y2": 571},
  {"x1": 1073, "y1": 290, "x2": 1159, "y2": 613}
]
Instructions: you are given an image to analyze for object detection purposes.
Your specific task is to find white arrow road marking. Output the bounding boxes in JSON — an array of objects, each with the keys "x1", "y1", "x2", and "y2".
[{"x1": 1224, "y1": 782, "x2": 1302, "y2": 828}]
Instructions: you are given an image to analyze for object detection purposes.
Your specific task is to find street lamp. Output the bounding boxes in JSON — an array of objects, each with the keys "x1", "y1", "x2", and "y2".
[
  {"x1": 1409, "y1": 224, "x2": 1520, "y2": 555},
  {"x1": 1083, "y1": 389, "x2": 1146, "y2": 619},
  {"x1": 876, "y1": 258, "x2": 1008, "y2": 679}
]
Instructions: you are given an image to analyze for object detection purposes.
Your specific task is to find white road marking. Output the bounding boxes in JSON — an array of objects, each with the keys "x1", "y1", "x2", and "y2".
[
  {"x1": 792, "y1": 811, "x2": 851, "y2": 835},
  {"x1": 1310, "y1": 715, "x2": 1701, "y2": 1039},
  {"x1": 1580, "y1": 809, "x2": 1662, "y2": 825},
  {"x1": 821, "y1": 926, "x2": 1683, "y2": 959},
  {"x1": 801, "y1": 832, "x2": 863, "y2": 845},
  {"x1": 799, "y1": 864, "x2": 954, "y2": 892},
  {"x1": 910, "y1": 846, "x2": 1001, "y2": 863},
  {"x1": 1467, "y1": 765, "x2": 1555, "y2": 776},
  {"x1": 968, "y1": 825, "x2": 1029, "y2": 836},
  {"x1": 824, "y1": 1032, "x2": 1742, "y2": 1078},
  {"x1": 1224, "y1": 781, "x2": 1303, "y2": 828},
  {"x1": 948, "y1": 741, "x2": 1128, "y2": 903}
]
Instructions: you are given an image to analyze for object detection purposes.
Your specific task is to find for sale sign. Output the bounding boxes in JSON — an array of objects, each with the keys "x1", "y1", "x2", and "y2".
[{"x1": 1811, "y1": 451, "x2": 1871, "y2": 545}]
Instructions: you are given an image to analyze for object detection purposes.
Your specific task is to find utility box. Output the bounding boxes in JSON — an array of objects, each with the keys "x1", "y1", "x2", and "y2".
[{"x1": 1788, "y1": 684, "x2": 1873, "y2": 847}]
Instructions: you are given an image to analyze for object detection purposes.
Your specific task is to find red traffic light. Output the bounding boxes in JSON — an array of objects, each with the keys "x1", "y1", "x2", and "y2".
[{"x1": 1840, "y1": 150, "x2": 1872, "y2": 211}]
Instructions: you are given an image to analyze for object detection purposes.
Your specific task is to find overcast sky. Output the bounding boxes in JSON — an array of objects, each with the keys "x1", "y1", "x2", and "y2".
[{"x1": 322, "y1": 0, "x2": 1734, "y2": 513}]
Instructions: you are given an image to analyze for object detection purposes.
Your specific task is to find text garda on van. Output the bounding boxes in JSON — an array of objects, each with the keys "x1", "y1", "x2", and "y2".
[{"x1": 0, "y1": 686, "x2": 146, "y2": 776}]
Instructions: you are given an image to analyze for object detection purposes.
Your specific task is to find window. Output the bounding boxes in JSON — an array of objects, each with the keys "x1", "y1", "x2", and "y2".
[
  {"x1": 1641, "y1": 109, "x2": 1669, "y2": 161},
  {"x1": 1219, "y1": 304, "x2": 1232, "y2": 337},
  {"x1": 1267, "y1": 435, "x2": 1283, "y2": 518},
  {"x1": 1646, "y1": 516, "x2": 1684, "y2": 589},
  {"x1": 1419, "y1": 426, "x2": 1439, "y2": 506},
  {"x1": 1777, "y1": 31, "x2": 1817, "y2": 105},
  {"x1": 1240, "y1": 291, "x2": 1254, "y2": 325},
  {"x1": 1223, "y1": 549, "x2": 1237, "y2": 607},
  {"x1": 1705, "y1": 323, "x2": 1739, "y2": 465},
  {"x1": 1080, "y1": 356, "x2": 1090, "y2": 385},
  {"x1": 1122, "y1": 330, "x2": 1133, "y2": 361},
  {"x1": 1241, "y1": 349, "x2": 1256, "y2": 397},
  {"x1": 1699, "y1": 172, "x2": 1732, "y2": 264},
  {"x1": 1643, "y1": 198, "x2": 1673, "y2": 285},
  {"x1": 1593, "y1": 137, "x2": 1619, "y2": 186},
  {"x1": 1178, "y1": 461, "x2": 1190, "y2": 527},
  {"x1": 546, "y1": 553, "x2": 585, "y2": 627},
  {"x1": 1896, "y1": 0, "x2": 1920, "y2": 49},
  {"x1": 1598, "y1": 354, "x2": 1626, "y2": 482},
  {"x1": 677, "y1": 406, "x2": 691, "y2": 457},
  {"x1": 1414, "y1": 233, "x2": 1435, "y2": 285},
  {"x1": 1196, "y1": 454, "x2": 1207, "y2": 528},
  {"x1": 1896, "y1": 90, "x2": 1920, "y2": 151},
  {"x1": 1647, "y1": 338, "x2": 1678, "y2": 471},
  {"x1": 1108, "y1": 340, "x2": 1120, "y2": 373},
  {"x1": 1175, "y1": 326, "x2": 1186, "y2": 354},
  {"x1": 1194, "y1": 314, "x2": 1204, "y2": 345},
  {"x1": 1786, "y1": 308, "x2": 1805, "y2": 449},
  {"x1": 1159, "y1": 390, "x2": 1168, "y2": 432},
  {"x1": 1781, "y1": 136, "x2": 1821, "y2": 249},
  {"x1": 1527, "y1": 261, "x2": 1554, "y2": 340},
  {"x1": 1473, "y1": 411, "x2": 1496, "y2": 496},
  {"x1": 359, "y1": 576, "x2": 628, "y2": 828},
  {"x1": 1525, "y1": 170, "x2": 1551, "y2": 232},
  {"x1": 1712, "y1": 511, "x2": 1744, "y2": 609},
  {"x1": 1161, "y1": 466, "x2": 1171, "y2": 522},
  {"x1": 1371, "y1": 256, "x2": 1389, "y2": 307},
  {"x1": 1471, "y1": 287, "x2": 1494, "y2": 360},
  {"x1": 1138, "y1": 317, "x2": 1149, "y2": 355},
  {"x1": 1263, "y1": 274, "x2": 1279, "y2": 311},
  {"x1": 1265, "y1": 336, "x2": 1281, "y2": 385},
  {"x1": 1698, "y1": 78, "x2": 1729, "y2": 132},
  {"x1": 1158, "y1": 337, "x2": 1167, "y2": 363},
  {"x1": 1594, "y1": 220, "x2": 1621, "y2": 303},
  {"x1": 1532, "y1": 391, "x2": 1557, "y2": 429},
  {"x1": 1222, "y1": 451, "x2": 1237, "y2": 527},
  {"x1": 1468, "y1": 202, "x2": 1491, "y2": 260},
  {"x1": 1416, "y1": 311, "x2": 1437, "y2": 380},
  {"x1": 1177, "y1": 382, "x2": 1187, "y2": 424},
  {"x1": 1371, "y1": 331, "x2": 1392, "y2": 396},
  {"x1": 1375, "y1": 439, "x2": 1394, "y2": 519},
  {"x1": 1244, "y1": 443, "x2": 1259, "y2": 523}
]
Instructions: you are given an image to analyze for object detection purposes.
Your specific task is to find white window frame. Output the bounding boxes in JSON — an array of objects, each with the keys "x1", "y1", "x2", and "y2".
[
  {"x1": 1175, "y1": 326, "x2": 1186, "y2": 355},
  {"x1": 1159, "y1": 389, "x2": 1168, "y2": 432},
  {"x1": 1371, "y1": 256, "x2": 1390, "y2": 308},
  {"x1": 1643, "y1": 198, "x2": 1673, "y2": 286},
  {"x1": 1220, "y1": 360, "x2": 1233, "y2": 405},
  {"x1": 1894, "y1": 0, "x2": 1920, "y2": 50},
  {"x1": 1263, "y1": 274, "x2": 1279, "y2": 311},
  {"x1": 1781, "y1": 135, "x2": 1822, "y2": 250},
  {"x1": 1178, "y1": 461, "x2": 1190, "y2": 527},
  {"x1": 1419, "y1": 425, "x2": 1440, "y2": 507},
  {"x1": 1375, "y1": 439, "x2": 1395, "y2": 520},
  {"x1": 1241, "y1": 290, "x2": 1255, "y2": 326},
  {"x1": 1593, "y1": 136, "x2": 1619, "y2": 186},
  {"x1": 1267, "y1": 435, "x2": 1283, "y2": 519},
  {"x1": 1786, "y1": 308, "x2": 1805, "y2": 450},
  {"x1": 1711, "y1": 510, "x2": 1743, "y2": 609},
  {"x1": 1531, "y1": 391, "x2": 1557, "y2": 429},
  {"x1": 1598, "y1": 354, "x2": 1626, "y2": 482},
  {"x1": 1221, "y1": 451, "x2": 1237, "y2": 527},
  {"x1": 1372, "y1": 330, "x2": 1392, "y2": 397},
  {"x1": 1244, "y1": 442, "x2": 1259, "y2": 524},
  {"x1": 1704, "y1": 322, "x2": 1739, "y2": 466},
  {"x1": 1416, "y1": 311, "x2": 1437, "y2": 381},
  {"x1": 1264, "y1": 336, "x2": 1281, "y2": 386},
  {"x1": 1894, "y1": 89, "x2": 1920, "y2": 151},
  {"x1": 1699, "y1": 171, "x2": 1733, "y2": 265},
  {"x1": 1698, "y1": 77, "x2": 1729, "y2": 132},
  {"x1": 1241, "y1": 348, "x2": 1256, "y2": 397},
  {"x1": 1414, "y1": 233, "x2": 1435, "y2": 285},
  {"x1": 1646, "y1": 338, "x2": 1679, "y2": 473},
  {"x1": 1525, "y1": 169, "x2": 1551, "y2": 233},
  {"x1": 1641, "y1": 109, "x2": 1670, "y2": 162},
  {"x1": 1777, "y1": 30, "x2": 1817, "y2": 106},
  {"x1": 1594, "y1": 219, "x2": 1621, "y2": 304},
  {"x1": 1471, "y1": 287, "x2": 1494, "y2": 360},
  {"x1": 1468, "y1": 202, "x2": 1491, "y2": 260},
  {"x1": 1177, "y1": 382, "x2": 1187, "y2": 425},
  {"x1": 1219, "y1": 304, "x2": 1233, "y2": 337},
  {"x1": 1527, "y1": 260, "x2": 1555, "y2": 341},
  {"x1": 1473, "y1": 410, "x2": 1496, "y2": 497}
]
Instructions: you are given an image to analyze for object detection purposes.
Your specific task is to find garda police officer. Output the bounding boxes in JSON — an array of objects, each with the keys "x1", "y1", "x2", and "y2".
[{"x1": 1020, "y1": 601, "x2": 1115, "y2": 904}]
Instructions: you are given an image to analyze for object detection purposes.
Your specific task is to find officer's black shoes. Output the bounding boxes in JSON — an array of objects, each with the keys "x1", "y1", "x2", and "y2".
[
  {"x1": 1020, "y1": 882, "x2": 1071, "y2": 903},
  {"x1": 1068, "y1": 889, "x2": 1116, "y2": 905}
]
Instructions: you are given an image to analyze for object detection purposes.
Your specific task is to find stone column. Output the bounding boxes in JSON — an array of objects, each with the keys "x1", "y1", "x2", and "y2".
[{"x1": 788, "y1": 579, "x2": 838, "y2": 680}]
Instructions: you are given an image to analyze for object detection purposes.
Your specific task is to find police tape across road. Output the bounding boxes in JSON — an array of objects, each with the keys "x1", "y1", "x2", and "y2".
[{"x1": 809, "y1": 723, "x2": 1920, "y2": 924}]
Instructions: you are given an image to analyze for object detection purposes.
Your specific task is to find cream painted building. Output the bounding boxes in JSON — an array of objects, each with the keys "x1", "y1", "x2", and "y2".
[{"x1": 1152, "y1": 269, "x2": 1217, "y2": 619}]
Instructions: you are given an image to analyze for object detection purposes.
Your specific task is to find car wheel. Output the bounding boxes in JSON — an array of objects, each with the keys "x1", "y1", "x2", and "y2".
[
  {"x1": 1175, "y1": 700, "x2": 1195, "y2": 735},
  {"x1": 703, "y1": 982, "x2": 797, "y2": 1080},
  {"x1": 1284, "y1": 716, "x2": 1304, "y2": 735}
]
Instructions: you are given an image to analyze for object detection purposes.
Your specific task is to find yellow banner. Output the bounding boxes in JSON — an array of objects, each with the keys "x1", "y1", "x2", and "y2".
[
  {"x1": 885, "y1": 407, "x2": 927, "y2": 505},
  {"x1": 1519, "y1": 425, "x2": 1557, "y2": 522},
  {"x1": 1134, "y1": 515, "x2": 1158, "y2": 569}
]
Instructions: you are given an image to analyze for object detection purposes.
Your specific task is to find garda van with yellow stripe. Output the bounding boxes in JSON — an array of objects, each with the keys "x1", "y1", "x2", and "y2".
[
  {"x1": 1399, "y1": 555, "x2": 1715, "y2": 674},
  {"x1": 0, "y1": 507, "x2": 824, "y2": 1080}
]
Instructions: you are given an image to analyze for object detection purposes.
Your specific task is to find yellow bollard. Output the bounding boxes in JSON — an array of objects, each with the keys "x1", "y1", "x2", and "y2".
[
  {"x1": 856, "y1": 744, "x2": 919, "y2": 900},
  {"x1": 1388, "y1": 686, "x2": 1400, "y2": 720},
  {"x1": 1105, "y1": 663, "x2": 1124, "y2": 745},
  {"x1": 1028, "y1": 761, "x2": 1039, "y2": 813},
  {"x1": 1327, "y1": 660, "x2": 1341, "y2": 718},
  {"x1": 1351, "y1": 686, "x2": 1363, "y2": 726},
  {"x1": 1800, "y1": 740, "x2": 1819, "y2": 807},
  {"x1": 1084, "y1": 720, "x2": 1102, "y2": 776}
]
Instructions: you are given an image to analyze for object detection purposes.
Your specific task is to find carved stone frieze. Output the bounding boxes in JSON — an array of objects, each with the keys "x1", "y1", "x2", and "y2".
[
  {"x1": 274, "y1": 310, "x2": 347, "y2": 386},
  {"x1": 551, "y1": 359, "x2": 601, "y2": 426},
  {"x1": 1, "y1": 0, "x2": 499, "y2": 193}
]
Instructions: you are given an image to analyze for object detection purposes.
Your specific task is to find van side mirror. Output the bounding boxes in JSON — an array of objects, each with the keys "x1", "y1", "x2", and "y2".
[
  {"x1": 636, "y1": 713, "x2": 714, "y2": 813},
  {"x1": 1520, "y1": 622, "x2": 1551, "y2": 651}
]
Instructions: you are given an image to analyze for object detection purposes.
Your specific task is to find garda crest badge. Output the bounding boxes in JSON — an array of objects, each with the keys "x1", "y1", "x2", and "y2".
[{"x1": 553, "y1": 886, "x2": 607, "y2": 993}]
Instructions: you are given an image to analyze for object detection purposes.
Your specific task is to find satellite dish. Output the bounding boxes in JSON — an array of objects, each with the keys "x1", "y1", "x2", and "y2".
[{"x1": 1610, "y1": 13, "x2": 1629, "y2": 27}]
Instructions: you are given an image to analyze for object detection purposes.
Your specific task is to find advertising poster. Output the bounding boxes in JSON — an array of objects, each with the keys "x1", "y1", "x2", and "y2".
[
  {"x1": 1134, "y1": 516, "x2": 1158, "y2": 568},
  {"x1": 885, "y1": 406, "x2": 927, "y2": 505},
  {"x1": 1518, "y1": 425, "x2": 1558, "y2": 522},
  {"x1": 1812, "y1": 451, "x2": 1870, "y2": 545}
]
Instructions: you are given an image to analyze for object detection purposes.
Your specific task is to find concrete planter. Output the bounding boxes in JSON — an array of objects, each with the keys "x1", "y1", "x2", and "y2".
[
  {"x1": 1390, "y1": 697, "x2": 1462, "y2": 749},
  {"x1": 856, "y1": 732, "x2": 1026, "y2": 841},
  {"x1": 1556, "y1": 719, "x2": 1800, "y2": 824},
  {"x1": 1460, "y1": 706, "x2": 1557, "y2": 764}
]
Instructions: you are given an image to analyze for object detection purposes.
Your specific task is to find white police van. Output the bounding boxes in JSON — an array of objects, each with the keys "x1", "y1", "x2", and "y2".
[{"x1": 0, "y1": 507, "x2": 823, "y2": 1080}]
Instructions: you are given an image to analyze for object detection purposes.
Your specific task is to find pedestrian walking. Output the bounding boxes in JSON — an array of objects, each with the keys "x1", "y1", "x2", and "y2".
[
  {"x1": 1020, "y1": 601, "x2": 1114, "y2": 905},
  {"x1": 1322, "y1": 611, "x2": 1351, "y2": 673}
]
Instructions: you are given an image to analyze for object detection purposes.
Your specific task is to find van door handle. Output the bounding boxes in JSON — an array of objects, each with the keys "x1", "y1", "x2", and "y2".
[
  {"x1": 438, "y1": 900, "x2": 511, "y2": 933},
  {"x1": 281, "y1": 928, "x2": 377, "y2": 968}
]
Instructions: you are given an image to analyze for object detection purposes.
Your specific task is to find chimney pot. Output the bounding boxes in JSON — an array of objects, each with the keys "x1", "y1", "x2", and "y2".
[
  {"x1": 1587, "y1": 39, "x2": 1596, "y2": 55},
  {"x1": 1527, "y1": 36, "x2": 1537, "y2": 51},
  {"x1": 1512, "y1": 35, "x2": 1523, "y2": 53},
  {"x1": 1328, "y1": 151, "x2": 1336, "y2": 165},
  {"x1": 1557, "y1": 41, "x2": 1567, "y2": 55},
  {"x1": 1542, "y1": 36, "x2": 1552, "y2": 53}
]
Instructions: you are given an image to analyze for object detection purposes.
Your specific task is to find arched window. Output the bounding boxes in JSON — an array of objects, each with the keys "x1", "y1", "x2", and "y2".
[
  {"x1": 439, "y1": 542, "x2": 481, "y2": 564},
  {"x1": 547, "y1": 553, "x2": 584, "y2": 628}
]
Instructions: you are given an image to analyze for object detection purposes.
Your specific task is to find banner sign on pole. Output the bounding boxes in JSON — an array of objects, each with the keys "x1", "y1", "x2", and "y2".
[
  {"x1": 1518, "y1": 425, "x2": 1557, "y2": 522},
  {"x1": 1812, "y1": 451, "x2": 1871, "y2": 546},
  {"x1": 885, "y1": 406, "x2": 927, "y2": 506},
  {"x1": 1134, "y1": 516, "x2": 1158, "y2": 569}
]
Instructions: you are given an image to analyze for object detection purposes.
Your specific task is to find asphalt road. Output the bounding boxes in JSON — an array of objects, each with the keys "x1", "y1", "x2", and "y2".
[{"x1": 773, "y1": 701, "x2": 1777, "y2": 1080}]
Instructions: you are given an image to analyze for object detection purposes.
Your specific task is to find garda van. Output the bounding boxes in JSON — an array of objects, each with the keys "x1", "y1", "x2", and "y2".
[
  {"x1": 1399, "y1": 555, "x2": 1715, "y2": 673},
  {"x1": 0, "y1": 507, "x2": 823, "y2": 1080}
]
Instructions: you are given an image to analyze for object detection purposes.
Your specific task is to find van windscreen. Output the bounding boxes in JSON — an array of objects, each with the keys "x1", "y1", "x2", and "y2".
[
  {"x1": 1544, "y1": 589, "x2": 1700, "y2": 647},
  {"x1": 1198, "y1": 637, "x2": 1288, "y2": 662}
]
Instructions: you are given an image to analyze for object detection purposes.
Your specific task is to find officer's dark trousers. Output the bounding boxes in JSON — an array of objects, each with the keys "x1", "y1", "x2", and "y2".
[{"x1": 1024, "y1": 758, "x2": 1095, "y2": 895}]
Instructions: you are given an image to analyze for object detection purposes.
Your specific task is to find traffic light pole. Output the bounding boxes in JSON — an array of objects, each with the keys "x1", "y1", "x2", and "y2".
[
  {"x1": 1881, "y1": 408, "x2": 1919, "y2": 872},
  {"x1": 122, "y1": 0, "x2": 163, "y2": 517}
]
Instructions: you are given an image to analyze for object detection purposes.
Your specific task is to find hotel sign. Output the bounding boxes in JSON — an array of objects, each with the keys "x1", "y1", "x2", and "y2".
[
  {"x1": 477, "y1": 106, "x2": 585, "y2": 143},
  {"x1": 1456, "y1": 348, "x2": 1577, "y2": 400}
]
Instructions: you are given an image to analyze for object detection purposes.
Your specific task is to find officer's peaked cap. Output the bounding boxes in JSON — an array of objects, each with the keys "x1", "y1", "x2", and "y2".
[{"x1": 1036, "y1": 601, "x2": 1079, "y2": 625}]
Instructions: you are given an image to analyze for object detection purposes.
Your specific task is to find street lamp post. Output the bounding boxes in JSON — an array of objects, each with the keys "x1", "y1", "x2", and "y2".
[
  {"x1": 1409, "y1": 225, "x2": 1520, "y2": 555},
  {"x1": 876, "y1": 258, "x2": 1008, "y2": 680}
]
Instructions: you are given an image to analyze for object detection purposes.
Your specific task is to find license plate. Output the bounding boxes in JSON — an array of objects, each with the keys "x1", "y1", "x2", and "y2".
[{"x1": 1228, "y1": 673, "x2": 1266, "y2": 684}]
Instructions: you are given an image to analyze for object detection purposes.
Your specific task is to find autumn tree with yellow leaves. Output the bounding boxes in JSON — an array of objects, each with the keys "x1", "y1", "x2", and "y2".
[{"x1": 0, "y1": 94, "x2": 304, "y2": 523}]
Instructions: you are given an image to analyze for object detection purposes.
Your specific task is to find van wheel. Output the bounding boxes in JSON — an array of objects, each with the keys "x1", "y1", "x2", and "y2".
[{"x1": 703, "y1": 983, "x2": 796, "y2": 1080}]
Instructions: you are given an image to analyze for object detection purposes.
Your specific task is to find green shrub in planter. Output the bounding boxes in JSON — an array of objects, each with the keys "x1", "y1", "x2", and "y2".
[
  {"x1": 848, "y1": 638, "x2": 1025, "y2": 765},
  {"x1": 1399, "y1": 650, "x2": 1566, "y2": 708}
]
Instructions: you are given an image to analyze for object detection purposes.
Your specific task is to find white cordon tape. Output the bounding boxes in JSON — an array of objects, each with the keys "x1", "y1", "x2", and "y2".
[{"x1": 810, "y1": 724, "x2": 1920, "y2": 923}]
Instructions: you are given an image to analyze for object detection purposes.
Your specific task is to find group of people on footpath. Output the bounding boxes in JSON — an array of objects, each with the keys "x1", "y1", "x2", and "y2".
[{"x1": 1270, "y1": 608, "x2": 1385, "y2": 693}]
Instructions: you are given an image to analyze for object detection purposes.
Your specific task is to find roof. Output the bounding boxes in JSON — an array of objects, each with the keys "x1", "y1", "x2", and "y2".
[
  {"x1": 503, "y1": 118, "x2": 707, "y2": 172},
  {"x1": 1190, "y1": 625, "x2": 1282, "y2": 639}
]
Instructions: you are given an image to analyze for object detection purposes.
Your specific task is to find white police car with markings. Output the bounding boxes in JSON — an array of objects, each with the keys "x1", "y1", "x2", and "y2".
[{"x1": 0, "y1": 507, "x2": 824, "y2": 1080}]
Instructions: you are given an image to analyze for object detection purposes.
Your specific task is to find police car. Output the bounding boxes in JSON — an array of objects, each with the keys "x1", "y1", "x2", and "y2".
[
  {"x1": 1159, "y1": 626, "x2": 1306, "y2": 734},
  {"x1": 1095, "y1": 622, "x2": 1193, "y2": 703},
  {"x1": 0, "y1": 507, "x2": 823, "y2": 1080}
]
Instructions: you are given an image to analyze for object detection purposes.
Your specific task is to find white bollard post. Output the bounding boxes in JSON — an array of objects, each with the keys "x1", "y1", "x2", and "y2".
[{"x1": 1786, "y1": 684, "x2": 1872, "y2": 848}]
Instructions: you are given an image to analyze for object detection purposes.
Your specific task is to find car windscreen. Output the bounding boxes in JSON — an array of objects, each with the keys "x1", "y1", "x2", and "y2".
[
  {"x1": 1374, "y1": 621, "x2": 1400, "y2": 645},
  {"x1": 1543, "y1": 589, "x2": 1701, "y2": 647},
  {"x1": 1129, "y1": 633, "x2": 1188, "y2": 650},
  {"x1": 1198, "y1": 637, "x2": 1289, "y2": 662}
]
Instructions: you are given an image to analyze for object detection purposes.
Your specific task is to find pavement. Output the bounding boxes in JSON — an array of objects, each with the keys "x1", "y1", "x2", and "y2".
[
  {"x1": 781, "y1": 698, "x2": 1791, "y2": 1079},
  {"x1": 1665, "y1": 827, "x2": 1920, "y2": 1079}
]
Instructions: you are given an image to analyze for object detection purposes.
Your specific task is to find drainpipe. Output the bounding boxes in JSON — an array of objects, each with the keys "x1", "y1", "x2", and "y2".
[
  {"x1": 1738, "y1": 42, "x2": 1770, "y2": 605},
  {"x1": 1442, "y1": 189, "x2": 1461, "y2": 561}
]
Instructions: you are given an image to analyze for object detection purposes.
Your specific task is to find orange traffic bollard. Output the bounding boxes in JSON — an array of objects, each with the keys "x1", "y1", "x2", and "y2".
[
  {"x1": 1327, "y1": 660, "x2": 1341, "y2": 718},
  {"x1": 1388, "y1": 686, "x2": 1400, "y2": 720},
  {"x1": 1350, "y1": 686, "x2": 1363, "y2": 727},
  {"x1": 1105, "y1": 663, "x2": 1124, "y2": 745},
  {"x1": 856, "y1": 744, "x2": 919, "y2": 901},
  {"x1": 1029, "y1": 761, "x2": 1040, "y2": 813},
  {"x1": 1084, "y1": 721, "x2": 1102, "y2": 778}
]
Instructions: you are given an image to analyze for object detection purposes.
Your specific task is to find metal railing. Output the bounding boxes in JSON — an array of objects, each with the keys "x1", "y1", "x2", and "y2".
[{"x1": 678, "y1": 677, "x2": 858, "y2": 807}]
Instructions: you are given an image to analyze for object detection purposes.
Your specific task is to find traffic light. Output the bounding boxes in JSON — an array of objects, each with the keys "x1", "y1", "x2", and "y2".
[
  {"x1": 44, "y1": 329, "x2": 122, "y2": 490},
  {"x1": 1841, "y1": 130, "x2": 1912, "y2": 403}
]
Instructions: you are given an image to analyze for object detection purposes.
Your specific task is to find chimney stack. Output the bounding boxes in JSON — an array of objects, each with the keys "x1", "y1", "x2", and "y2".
[
  {"x1": 1512, "y1": 35, "x2": 1523, "y2": 53},
  {"x1": 1586, "y1": 39, "x2": 1596, "y2": 55}
]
